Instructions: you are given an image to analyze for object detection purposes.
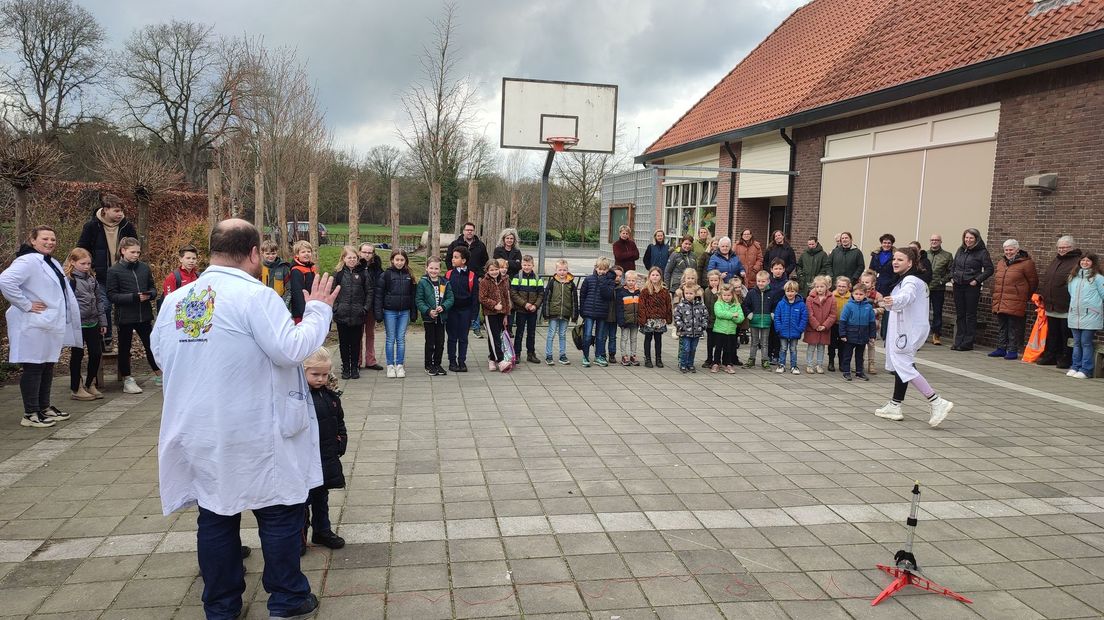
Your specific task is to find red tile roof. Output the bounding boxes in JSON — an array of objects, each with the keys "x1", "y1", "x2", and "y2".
[{"x1": 644, "y1": 0, "x2": 1104, "y2": 156}]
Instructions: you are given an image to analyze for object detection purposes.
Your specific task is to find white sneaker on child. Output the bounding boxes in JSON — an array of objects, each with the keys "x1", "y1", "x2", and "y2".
[
  {"x1": 386, "y1": 365, "x2": 396, "y2": 378},
  {"x1": 874, "y1": 401, "x2": 904, "y2": 421},
  {"x1": 775, "y1": 366, "x2": 784, "y2": 374},
  {"x1": 396, "y1": 364, "x2": 406, "y2": 378},
  {"x1": 928, "y1": 397, "x2": 953, "y2": 428},
  {"x1": 122, "y1": 377, "x2": 143, "y2": 394}
]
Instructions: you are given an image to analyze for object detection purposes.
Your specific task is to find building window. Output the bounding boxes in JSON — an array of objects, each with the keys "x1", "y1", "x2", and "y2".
[
  {"x1": 664, "y1": 180, "x2": 717, "y2": 240},
  {"x1": 609, "y1": 205, "x2": 630, "y2": 243}
]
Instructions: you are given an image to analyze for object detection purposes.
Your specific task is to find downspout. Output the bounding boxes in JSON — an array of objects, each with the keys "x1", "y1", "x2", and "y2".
[
  {"x1": 723, "y1": 141, "x2": 737, "y2": 240},
  {"x1": 779, "y1": 128, "x2": 796, "y2": 238}
]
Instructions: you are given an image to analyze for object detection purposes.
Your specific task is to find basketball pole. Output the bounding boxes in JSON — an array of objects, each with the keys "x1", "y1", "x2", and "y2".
[{"x1": 538, "y1": 148, "x2": 555, "y2": 277}]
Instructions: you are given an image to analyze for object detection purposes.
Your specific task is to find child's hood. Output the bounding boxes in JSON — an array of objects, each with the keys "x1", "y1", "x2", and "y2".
[{"x1": 554, "y1": 273, "x2": 574, "y2": 283}]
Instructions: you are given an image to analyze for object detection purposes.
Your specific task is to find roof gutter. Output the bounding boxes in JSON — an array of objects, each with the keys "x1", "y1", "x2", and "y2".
[{"x1": 635, "y1": 28, "x2": 1104, "y2": 163}]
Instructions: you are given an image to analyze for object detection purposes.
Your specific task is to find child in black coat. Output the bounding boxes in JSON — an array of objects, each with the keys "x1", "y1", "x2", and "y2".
[{"x1": 302, "y1": 348, "x2": 347, "y2": 554}]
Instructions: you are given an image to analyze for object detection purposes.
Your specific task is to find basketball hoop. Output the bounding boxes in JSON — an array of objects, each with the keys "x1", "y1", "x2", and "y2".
[{"x1": 543, "y1": 136, "x2": 579, "y2": 153}]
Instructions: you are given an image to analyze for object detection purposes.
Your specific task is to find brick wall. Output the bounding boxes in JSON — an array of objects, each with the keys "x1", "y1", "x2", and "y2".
[
  {"x1": 790, "y1": 59, "x2": 1104, "y2": 348},
  {"x1": 714, "y1": 144, "x2": 739, "y2": 239}
]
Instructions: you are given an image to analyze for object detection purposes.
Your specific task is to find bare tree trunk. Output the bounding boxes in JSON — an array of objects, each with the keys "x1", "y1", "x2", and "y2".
[
  {"x1": 428, "y1": 182, "x2": 441, "y2": 260},
  {"x1": 467, "y1": 180, "x2": 479, "y2": 237},
  {"x1": 510, "y1": 190, "x2": 519, "y2": 229},
  {"x1": 207, "y1": 168, "x2": 220, "y2": 234},
  {"x1": 136, "y1": 198, "x2": 151, "y2": 247},
  {"x1": 453, "y1": 199, "x2": 464, "y2": 236},
  {"x1": 254, "y1": 170, "x2": 264, "y2": 234},
  {"x1": 277, "y1": 179, "x2": 288, "y2": 254},
  {"x1": 13, "y1": 186, "x2": 29, "y2": 241},
  {"x1": 348, "y1": 179, "x2": 359, "y2": 246},
  {"x1": 308, "y1": 172, "x2": 319, "y2": 248},
  {"x1": 390, "y1": 178, "x2": 400, "y2": 250},
  {"x1": 229, "y1": 173, "x2": 241, "y2": 218},
  {"x1": 482, "y1": 204, "x2": 492, "y2": 243}
]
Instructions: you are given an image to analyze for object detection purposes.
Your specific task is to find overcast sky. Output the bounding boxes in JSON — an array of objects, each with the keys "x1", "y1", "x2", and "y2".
[{"x1": 82, "y1": 0, "x2": 807, "y2": 164}]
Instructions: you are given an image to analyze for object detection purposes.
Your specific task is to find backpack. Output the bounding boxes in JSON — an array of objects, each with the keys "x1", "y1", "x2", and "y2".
[
  {"x1": 446, "y1": 269, "x2": 475, "y2": 292},
  {"x1": 572, "y1": 322, "x2": 585, "y2": 351},
  {"x1": 157, "y1": 270, "x2": 183, "y2": 312}
]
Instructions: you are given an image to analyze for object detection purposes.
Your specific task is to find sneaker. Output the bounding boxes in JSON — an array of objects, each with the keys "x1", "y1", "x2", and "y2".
[
  {"x1": 701, "y1": 360, "x2": 712, "y2": 368},
  {"x1": 987, "y1": 348, "x2": 1007, "y2": 358},
  {"x1": 655, "y1": 359, "x2": 664, "y2": 368},
  {"x1": 805, "y1": 366, "x2": 814, "y2": 374},
  {"x1": 595, "y1": 356, "x2": 609, "y2": 367},
  {"x1": 775, "y1": 366, "x2": 784, "y2": 374},
  {"x1": 743, "y1": 360, "x2": 755, "y2": 370},
  {"x1": 497, "y1": 360, "x2": 512, "y2": 372},
  {"x1": 725, "y1": 365, "x2": 736, "y2": 374},
  {"x1": 458, "y1": 363, "x2": 468, "y2": 372},
  {"x1": 680, "y1": 367, "x2": 688, "y2": 374},
  {"x1": 928, "y1": 397, "x2": 954, "y2": 428},
  {"x1": 435, "y1": 366, "x2": 448, "y2": 376},
  {"x1": 386, "y1": 365, "x2": 396, "y2": 378},
  {"x1": 21, "y1": 412, "x2": 55, "y2": 428},
  {"x1": 395, "y1": 365, "x2": 405, "y2": 378},
  {"x1": 762, "y1": 361, "x2": 770, "y2": 370},
  {"x1": 856, "y1": 372, "x2": 869, "y2": 381},
  {"x1": 122, "y1": 377, "x2": 143, "y2": 394},
  {"x1": 1004, "y1": 350, "x2": 1019, "y2": 361},
  {"x1": 351, "y1": 368, "x2": 360, "y2": 379},
  {"x1": 311, "y1": 530, "x2": 346, "y2": 549},
  {"x1": 827, "y1": 361, "x2": 836, "y2": 372},
  {"x1": 1072, "y1": 371, "x2": 1088, "y2": 379},
  {"x1": 689, "y1": 365, "x2": 697, "y2": 373},
  {"x1": 488, "y1": 359, "x2": 497, "y2": 371},
  {"x1": 815, "y1": 365, "x2": 824, "y2": 374},
  {"x1": 621, "y1": 356, "x2": 630, "y2": 367},
  {"x1": 710, "y1": 364, "x2": 719, "y2": 373},
  {"x1": 843, "y1": 372, "x2": 852, "y2": 381},
  {"x1": 152, "y1": 374, "x2": 163, "y2": 387},
  {"x1": 271, "y1": 593, "x2": 319, "y2": 619},
  {"x1": 546, "y1": 357, "x2": 554, "y2": 365},
  {"x1": 791, "y1": 367, "x2": 801, "y2": 375},
  {"x1": 630, "y1": 356, "x2": 640, "y2": 366},
  {"x1": 1066, "y1": 369, "x2": 1077, "y2": 377},
  {"x1": 42, "y1": 405, "x2": 70, "y2": 421},
  {"x1": 875, "y1": 401, "x2": 904, "y2": 421},
  {"x1": 582, "y1": 358, "x2": 591, "y2": 368},
  {"x1": 341, "y1": 369, "x2": 352, "y2": 380},
  {"x1": 449, "y1": 362, "x2": 461, "y2": 372},
  {"x1": 559, "y1": 355, "x2": 571, "y2": 365},
  {"x1": 425, "y1": 367, "x2": 436, "y2": 376},
  {"x1": 644, "y1": 358, "x2": 653, "y2": 368},
  {"x1": 71, "y1": 386, "x2": 96, "y2": 401}
]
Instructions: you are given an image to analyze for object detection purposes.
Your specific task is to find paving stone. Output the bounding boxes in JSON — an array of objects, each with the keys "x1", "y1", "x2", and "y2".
[{"x1": 37, "y1": 580, "x2": 126, "y2": 613}]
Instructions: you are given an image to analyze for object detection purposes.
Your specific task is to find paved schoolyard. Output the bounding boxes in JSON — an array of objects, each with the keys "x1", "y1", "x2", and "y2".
[{"x1": 2, "y1": 332, "x2": 1104, "y2": 619}]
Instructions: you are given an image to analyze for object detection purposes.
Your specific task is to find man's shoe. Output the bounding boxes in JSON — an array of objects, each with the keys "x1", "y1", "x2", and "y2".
[
  {"x1": 42, "y1": 405, "x2": 70, "y2": 421},
  {"x1": 448, "y1": 362, "x2": 461, "y2": 372},
  {"x1": 791, "y1": 367, "x2": 801, "y2": 375},
  {"x1": 152, "y1": 374, "x2": 163, "y2": 387},
  {"x1": 527, "y1": 352, "x2": 540, "y2": 364},
  {"x1": 988, "y1": 348, "x2": 1007, "y2": 358},
  {"x1": 311, "y1": 530, "x2": 345, "y2": 549},
  {"x1": 367, "y1": 363, "x2": 384, "y2": 371},
  {"x1": 1004, "y1": 350, "x2": 1019, "y2": 360},
  {"x1": 805, "y1": 366, "x2": 814, "y2": 375},
  {"x1": 680, "y1": 367, "x2": 688, "y2": 374},
  {"x1": 122, "y1": 377, "x2": 143, "y2": 394},
  {"x1": 928, "y1": 397, "x2": 954, "y2": 428},
  {"x1": 559, "y1": 356, "x2": 571, "y2": 365},
  {"x1": 271, "y1": 593, "x2": 319, "y2": 619},
  {"x1": 874, "y1": 401, "x2": 904, "y2": 421},
  {"x1": 20, "y1": 412, "x2": 55, "y2": 428}
]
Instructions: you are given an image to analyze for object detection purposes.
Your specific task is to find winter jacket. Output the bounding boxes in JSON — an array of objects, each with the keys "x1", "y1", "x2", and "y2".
[
  {"x1": 766, "y1": 244, "x2": 797, "y2": 278},
  {"x1": 493, "y1": 245, "x2": 523, "y2": 280},
  {"x1": 673, "y1": 298, "x2": 708, "y2": 338},
  {"x1": 697, "y1": 250, "x2": 713, "y2": 282},
  {"x1": 612, "y1": 238, "x2": 640, "y2": 272},
  {"x1": 743, "y1": 286, "x2": 776, "y2": 329},
  {"x1": 69, "y1": 270, "x2": 107, "y2": 327},
  {"x1": 703, "y1": 287, "x2": 719, "y2": 329},
  {"x1": 615, "y1": 286, "x2": 641, "y2": 327},
  {"x1": 579, "y1": 270, "x2": 616, "y2": 320},
  {"x1": 991, "y1": 250, "x2": 1038, "y2": 317},
  {"x1": 839, "y1": 298, "x2": 877, "y2": 343},
  {"x1": 664, "y1": 250, "x2": 697, "y2": 291},
  {"x1": 803, "y1": 293, "x2": 837, "y2": 345},
  {"x1": 767, "y1": 274, "x2": 787, "y2": 303},
  {"x1": 643, "y1": 243, "x2": 670, "y2": 272},
  {"x1": 929, "y1": 248, "x2": 953, "y2": 290},
  {"x1": 693, "y1": 238, "x2": 711, "y2": 257},
  {"x1": 543, "y1": 275, "x2": 578, "y2": 321},
  {"x1": 289, "y1": 260, "x2": 316, "y2": 319},
  {"x1": 311, "y1": 386, "x2": 347, "y2": 490},
  {"x1": 869, "y1": 250, "x2": 895, "y2": 296},
  {"x1": 357, "y1": 254, "x2": 383, "y2": 315},
  {"x1": 76, "y1": 207, "x2": 137, "y2": 283},
  {"x1": 446, "y1": 235, "x2": 490, "y2": 277},
  {"x1": 262, "y1": 258, "x2": 293, "y2": 308},
  {"x1": 951, "y1": 239, "x2": 994, "y2": 286},
  {"x1": 445, "y1": 267, "x2": 479, "y2": 310},
  {"x1": 510, "y1": 270, "x2": 545, "y2": 314},
  {"x1": 374, "y1": 267, "x2": 417, "y2": 321},
  {"x1": 772, "y1": 295, "x2": 808, "y2": 340},
  {"x1": 1038, "y1": 249, "x2": 1082, "y2": 314},
  {"x1": 916, "y1": 251, "x2": 933, "y2": 285},
  {"x1": 415, "y1": 275, "x2": 455, "y2": 323},
  {"x1": 712, "y1": 298, "x2": 745, "y2": 336},
  {"x1": 829, "y1": 245, "x2": 865, "y2": 283},
  {"x1": 106, "y1": 259, "x2": 156, "y2": 325},
  {"x1": 332, "y1": 265, "x2": 371, "y2": 326},
  {"x1": 707, "y1": 252, "x2": 745, "y2": 283},
  {"x1": 478, "y1": 273, "x2": 511, "y2": 316},
  {"x1": 734, "y1": 240, "x2": 764, "y2": 277},
  {"x1": 796, "y1": 244, "x2": 829, "y2": 295},
  {"x1": 637, "y1": 287, "x2": 673, "y2": 326},
  {"x1": 163, "y1": 268, "x2": 199, "y2": 297},
  {"x1": 1067, "y1": 271, "x2": 1104, "y2": 331},
  {"x1": 833, "y1": 290, "x2": 850, "y2": 323}
]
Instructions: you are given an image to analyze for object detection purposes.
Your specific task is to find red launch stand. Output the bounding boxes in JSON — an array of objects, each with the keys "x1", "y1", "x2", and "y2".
[{"x1": 871, "y1": 564, "x2": 973, "y2": 606}]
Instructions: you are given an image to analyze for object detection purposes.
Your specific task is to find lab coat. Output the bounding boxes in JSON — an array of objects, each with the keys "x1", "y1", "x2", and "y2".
[
  {"x1": 884, "y1": 274, "x2": 930, "y2": 381},
  {"x1": 153, "y1": 265, "x2": 332, "y2": 516},
  {"x1": 0, "y1": 252, "x2": 82, "y2": 363}
]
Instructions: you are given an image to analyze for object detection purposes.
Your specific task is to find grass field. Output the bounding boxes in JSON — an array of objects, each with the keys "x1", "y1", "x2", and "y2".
[
  {"x1": 317, "y1": 245, "x2": 427, "y2": 280},
  {"x1": 323, "y1": 223, "x2": 426, "y2": 236}
]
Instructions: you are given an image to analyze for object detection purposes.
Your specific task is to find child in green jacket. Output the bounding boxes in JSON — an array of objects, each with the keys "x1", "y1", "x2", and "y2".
[
  {"x1": 415, "y1": 257, "x2": 455, "y2": 376},
  {"x1": 713, "y1": 283, "x2": 746, "y2": 373}
]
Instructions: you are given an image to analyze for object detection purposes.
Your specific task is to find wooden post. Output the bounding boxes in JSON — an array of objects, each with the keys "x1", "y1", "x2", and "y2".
[
  {"x1": 136, "y1": 198, "x2": 150, "y2": 247},
  {"x1": 467, "y1": 180, "x2": 480, "y2": 237},
  {"x1": 207, "y1": 168, "x2": 220, "y2": 234},
  {"x1": 482, "y1": 204, "x2": 492, "y2": 243},
  {"x1": 428, "y1": 182, "x2": 441, "y2": 260},
  {"x1": 308, "y1": 172, "x2": 319, "y2": 248},
  {"x1": 348, "y1": 179, "x2": 359, "y2": 247},
  {"x1": 254, "y1": 170, "x2": 264, "y2": 235},
  {"x1": 389, "y1": 178, "x2": 400, "y2": 250},
  {"x1": 228, "y1": 172, "x2": 240, "y2": 218},
  {"x1": 276, "y1": 179, "x2": 288, "y2": 254},
  {"x1": 499, "y1": 205, "x2": 506, "y2": 236},
  {"x1": 510, "y1": 190, "x2": 519, "y2": 229},
  {"x1": 453, "y1": 199, "x2": 464, "y2": 236}
]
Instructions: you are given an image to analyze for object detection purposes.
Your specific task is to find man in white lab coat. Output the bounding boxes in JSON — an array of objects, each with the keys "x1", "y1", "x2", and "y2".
[{"x1": 153, "y1": 219, "x2": 339, "y2": 620}]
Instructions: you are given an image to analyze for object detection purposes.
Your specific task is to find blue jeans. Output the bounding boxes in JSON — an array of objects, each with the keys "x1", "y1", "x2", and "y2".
[
  {"x1": 197, "y1": 504, "x2": 311, "y2": 619},
  {"x1": 383, "y1": 310, "x2": 410, "y2": 365},
  {"x1": 1071, "y1": 328, "x2": 1096, "y2": 375},
  {"x1": 97, "y1": 283, "x2": 112, "y2": 342},
  {"x1": 583, "y1": 318, "x2": 607, "y2": 359},
  {"x1": 679, "y1": 336, "x2": 700, "y2": 368},
  {"x1": 546, "y1": 318, "x2": 568, "y2": 359},
  {"x1": 779, "y1": 338, "x2": 799, "y2": 368},
  {"x1": 471, "y1": 306, "x2": 482, "y2": 333}
]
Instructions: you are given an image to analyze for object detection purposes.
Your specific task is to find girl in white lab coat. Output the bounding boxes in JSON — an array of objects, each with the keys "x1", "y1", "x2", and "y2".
[
  {"x1": 0, "y1": 226, "x2": 82, "y2": 428},
  {"x1": 874, "y1": 246, "x2": 954, "y2": 428}
]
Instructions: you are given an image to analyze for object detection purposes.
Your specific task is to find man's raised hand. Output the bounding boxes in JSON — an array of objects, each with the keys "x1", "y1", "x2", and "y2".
[{"x1": 304, "y1": 272, "x2": 340, "y2": 307}]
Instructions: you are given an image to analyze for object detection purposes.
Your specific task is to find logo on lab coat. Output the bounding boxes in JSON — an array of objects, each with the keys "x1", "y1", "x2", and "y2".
[{"x1": 175, "y1": 286, "x2": 215, "y2": 339}]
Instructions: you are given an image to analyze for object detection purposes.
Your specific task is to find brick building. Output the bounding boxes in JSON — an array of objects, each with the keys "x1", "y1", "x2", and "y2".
[{"x1": 622, "y1": 0, "x2": 1103, "y2": 344}]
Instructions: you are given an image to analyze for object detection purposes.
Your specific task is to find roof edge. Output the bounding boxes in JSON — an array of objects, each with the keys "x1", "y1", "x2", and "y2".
[{"x1": 637, "y1": 28, "x2": 1104, "y2": 163}]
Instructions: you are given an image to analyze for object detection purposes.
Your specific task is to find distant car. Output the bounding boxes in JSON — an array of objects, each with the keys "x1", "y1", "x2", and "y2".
[{"x1": 272, "y1": 221, "x2": 328, "y2": 245}]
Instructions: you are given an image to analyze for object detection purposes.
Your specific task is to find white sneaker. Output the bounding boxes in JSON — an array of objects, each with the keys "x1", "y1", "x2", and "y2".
[
  {"x1": 928, "y1": 397, "x2": 954, "y2": 428},
  {"x1": 775, "y1": 366, "x2": 784, "y2": 374},
  {"x1": 791, "y1": 367, "x2": 801, "y2": 375},
  {"x1": 122, "y1": 377, "x2": 143, "y2": 394},
  {"x1": 385, "y1": 365, "x2": 396, "y2": 378},
  {"x1": 1066, "y1": 369, "x2": 1077, "y2": 377},
  {"x1": 396, "y1": 364, "x2": 406, "y2": 378},
  {"x1": 20, "y1": 412, "x2": 55, "y2": 428},
  {"x1": 1072, "y1": 371, "x2": 1088, "y2": 379},
  {"x1": 874, "y1": 401, "x2": 904, "y2": 421}
]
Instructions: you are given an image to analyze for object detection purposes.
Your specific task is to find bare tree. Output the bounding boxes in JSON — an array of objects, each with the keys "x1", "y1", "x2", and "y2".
[
  {"x1": 113, "y1": 20, "x2": 249, "y2": 186},
  {"x1": 461, "y1": 133, "x2": 497, "y2": 182},
  {"x1": 95, "y1": 144, "x2": 180, "y2": 244},
  {"x1": 365, "y1": 145, "x2": 402, "y2": 186},
  {"x1": 551, "y1": 150, "x2": 627, "y2": 235},
  {"x1": 0, "y1": 0, "x2": 104, "y2": 141},
  {"x1": 0, "y1": 131, "x2": 62, "y2": 238}
]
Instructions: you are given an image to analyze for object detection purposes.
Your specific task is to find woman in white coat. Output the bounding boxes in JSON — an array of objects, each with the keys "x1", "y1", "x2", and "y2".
[
  {"x1": 874, "y1": 246, "x2": 954, "y2": 427},
  {"x1": 0, "y1": 226, "x2": 82, "y2": 428}
]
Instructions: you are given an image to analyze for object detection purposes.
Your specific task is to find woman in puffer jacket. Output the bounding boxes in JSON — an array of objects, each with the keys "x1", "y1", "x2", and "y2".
[
  {"x1": 332, "y1": 246, "x2": 371, "y2": 379},
  {"x1": 988, "y1": 239, "x2": 1038, "y2": 361}
]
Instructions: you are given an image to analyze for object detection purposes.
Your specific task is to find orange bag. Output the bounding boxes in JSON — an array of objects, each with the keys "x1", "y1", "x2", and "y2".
[{"x1": 1022, "y1": 293, "x2": 1047, "y2": 363}]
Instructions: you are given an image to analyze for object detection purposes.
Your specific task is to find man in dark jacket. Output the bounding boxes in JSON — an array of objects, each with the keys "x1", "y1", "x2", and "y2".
[
  {"x1": 828, "y1": 232, "x2": 865, "y2": 284},
  {"x1": 447, "y1": 222, "x2": 489, "y2": 338},
  {"x1": 76, "y1": 193, "x2": 136, "y2": 349},
  {"x1": 356, "y1": 243, "x2": 384, "y2": 370},
  {"x1": 950, "y1": 228, "x2": 994, "y2": 351},
  {"x1": 927, "y1": 234, "x2": 953, "y2": 345},
  {"x1": 1035, "y1": 235, "x2": 1082, "y2": 367},
  {"x1": 796, "y1": 237, "x2": 829, "y2": 296}
]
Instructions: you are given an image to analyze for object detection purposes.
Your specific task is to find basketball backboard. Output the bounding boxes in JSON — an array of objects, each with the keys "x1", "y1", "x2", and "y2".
[{"x1": 500, "y1": 78, "x2": 618, "y2": 154}]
